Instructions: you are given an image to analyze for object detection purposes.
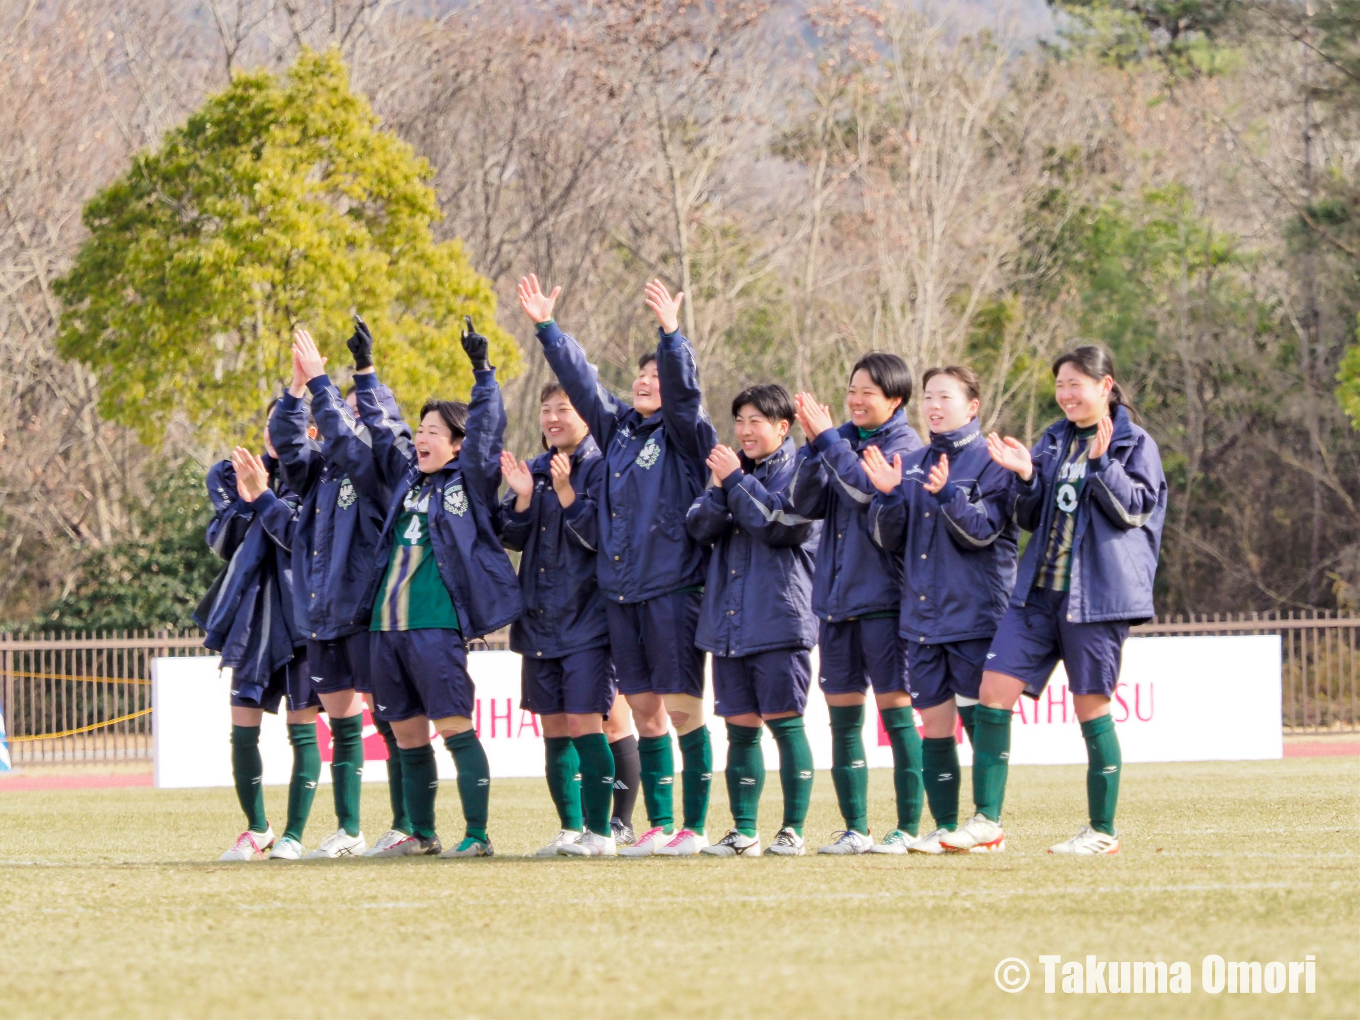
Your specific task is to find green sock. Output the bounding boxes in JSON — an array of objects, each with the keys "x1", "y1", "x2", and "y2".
[
  {"x1": 679, "y1": 725, "x2": 712, "y2": 834},
  {"x1": 922, "y1": 736, "x2": 960, "y2": 831},
  {"x1": 723, "y1": 722, "x2": 765, "y2": 838},
  {"x1": 399, "y1": 744, "x2": 438, "y2": 840},
  {"x1": 230, "y1": 724, "x2": 267, "y2": 833},
  {"x1": 544, "y1": 736, "x2": 584, "y2": 832},
  {"x1": 328, "y1": 714, "x2": 365, "y2": 837},
  {"x1": 572, "y1": 733, "x2": 615, "y2": 835},
  {"x1": 766, "y1": 716, "x2": 813, "y2": 835},
  {"x1": 444, "y1": 730, "x2": 490, "y2": 841},
  {"x1": 972, "y1": 705, "x2": 1012, "y2": 822},
  {"x1": 957, "y1": 703, "x2": 977, "y2": 745},
  {"x1": 637, "y1": 735, "x2": 675, "y2": 830},
  {"x1": 880, "y1": 707, "x2": 923, "y2": 837},
  {"x1": 1082, "y1": 714, "x2": 1121, "y2": 836},
  {"x1": 373, "y1": 717, "x2": 410, "y2": 835},
  {"x1": 828, "y1": 704, "x2": 869, "y2": 834},
  {"x1": 283, "y1": 723, "x2": 321, "y2": 843}
]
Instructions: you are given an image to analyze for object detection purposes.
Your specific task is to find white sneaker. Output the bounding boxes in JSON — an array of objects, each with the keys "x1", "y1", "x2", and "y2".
[
  {"x1": 219, "y1": 827, "x2": 274, "y2": 861},
  {"x1": 371, "y1": 833, "x2": 442, "y2": 857},
  {"x1": 817, "y1": 829, "x2": 873, "y2": 855},
  {"x1": 557, "y1": 830, "x2": 617, "y2": 857},
  {"x1": 535, "y1": 829, "x2": 582, "y2": 857},
  {"x1": 867, "y1": 828, "x2": 913, "y2": 854},
  {"x1": 440, "y1": 835, "x2": 493, "y2": 858},
  {"x1": 618, "y1": 826, "x2": 672, "y2": 857},
  {"x1": 268, "y1": 836, "x2": 305, "y2": 860},
  {"x1": 363, "y1": 829, "x2": 413, "y2": 857},
  {"x1": 907, "y1": 827, "x2": 951, "y2": 855},
  {"x1": 939, "y1": 813, "x2": 1006, "y2": 853},
  {"x1": 654, "y1": 828, "x2": 708, "y2": 856},
  {"x1": 763, "y1": 827, "x2": 806, "y2": 856},
  {"x1": 1049, "y1": 825, "x2": 1120, "y2": 855},
  {"x1": 303, "y1": 828, "x2": 367, "y2": 859},
  {"x1": 700, "y1": 829, "x2": 761, "y2": 857}
]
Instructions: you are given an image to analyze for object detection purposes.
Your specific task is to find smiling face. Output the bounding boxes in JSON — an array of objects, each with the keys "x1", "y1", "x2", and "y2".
[
  {"x1": 922, "y1": 373, "x2": 980, "y2": 435},
  {"x1": 541, "y1": 393, "x2": 589, "y2": 454},
  {"x1": 1054, "y1": 362, "x2": 1112, "y2": 428},
  {"x1": 733, "y1": 404, "x2": 789, "y2": 463},
  {"x1": 415, "y1": 411, "x2": 461, "y2": 475},
  {"x1": 847, "y1": 369, "x2": 902, "y2": 432},
  {"x1": 633, "y1": 360, "x2": 662, "y2": 418}
]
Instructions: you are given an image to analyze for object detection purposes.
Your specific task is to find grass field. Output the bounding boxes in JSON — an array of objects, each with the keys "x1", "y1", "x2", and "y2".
[{"x1": 1, "y1": 758, "x2": 1356, "y2": 1019}]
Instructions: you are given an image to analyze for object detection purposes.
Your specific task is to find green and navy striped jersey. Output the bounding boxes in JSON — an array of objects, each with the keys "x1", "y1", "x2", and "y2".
[
  {"x1": 1035, "y1": 424, "x2": 1098, "y2": 593},
  {"x1": 370, "y1": 486, "x2": 460, "y2": 632}
]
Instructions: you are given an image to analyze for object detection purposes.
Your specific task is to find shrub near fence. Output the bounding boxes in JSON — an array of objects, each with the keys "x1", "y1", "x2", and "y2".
[{"x1": 0, "y1": 615, "x2": 1353, "y2": 764}]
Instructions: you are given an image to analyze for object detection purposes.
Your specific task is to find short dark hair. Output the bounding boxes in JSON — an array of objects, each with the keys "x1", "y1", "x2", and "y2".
[
  {"x1": 731, "y1": 383, "x2": 795, "y2": 425},
  {"x1": 851, "y1": 351, "x2": 913, "y2": 407},
  {"x1": 419, "y1": 399, "x2": 469, "y2": 439},
  {"x1": 922, "y1": 365, "x2": 981, "y2": 403},
  {"x1": 1052, "y1": 344, "x2": 1136, "y2": 418},
  {"x1": 540, "y1": 382, "x2": 567, "y2": 403},
  {"x1": 637, "y1": 350, "x2": 658, "y2": 370}
]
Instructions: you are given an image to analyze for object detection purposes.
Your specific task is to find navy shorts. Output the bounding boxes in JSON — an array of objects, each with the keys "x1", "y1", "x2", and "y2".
[
  {"x1": 521, "y1": 647, "x2": 616, "y2": 716},
  {"x1": 306, "y1": 631, "x2": 372, "y2": 696},
  {"x1": 818, "y1": 617, "x2": 908, "y2": 696},
  {"x1": 713, "y1": 649, "x2": 811, "y2": 718},
  {"x1": 369, "y1": 629, "x2": 474, "y2": 722},
  {"x1": 605, "y1": 591, "x2": 705, "y2": 698},
  {"x1": 985, "y1": 588, "x2": 1130, "y2": 698},
  {"x1": 229, "y1": 655, "x2": 319, "y2": 715},
  {"x1": 905, "y1": 638, "x2": 992, "y2": 710}
]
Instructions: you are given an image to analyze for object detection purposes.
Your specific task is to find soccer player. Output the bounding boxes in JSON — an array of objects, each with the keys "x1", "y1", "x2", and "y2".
[
  {"x1": 306, "y1": 321, "x2": 522, "y2": 858},
  {"x1": 685, "y1": 384, "x2": 819, "y2": 857},
  {"x1": 518, "y1": 273, "x2": 718, "y2": 857},
  {"x1": 861, "y1": 365, "x2": 1019, "y2": 853},
  {"x1": 941, "y1": 345, "x2": 1166, "y2": 855},
  {"x1": 500, "y1": 383, "x2": 618, "y2": 857},
  {"x1": 781, "y1": 354, "x2": 923, "y2": 855}
]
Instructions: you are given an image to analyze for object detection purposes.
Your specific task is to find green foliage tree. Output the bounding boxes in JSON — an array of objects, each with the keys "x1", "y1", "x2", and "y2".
[{"x1": 53, "y1": 48, "x2": 518, "y2": 448}]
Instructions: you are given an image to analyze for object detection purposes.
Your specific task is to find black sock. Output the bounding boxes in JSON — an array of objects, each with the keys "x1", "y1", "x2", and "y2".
[{"x1": 609, "y1": 734, "x2": 640, "y2": 829}]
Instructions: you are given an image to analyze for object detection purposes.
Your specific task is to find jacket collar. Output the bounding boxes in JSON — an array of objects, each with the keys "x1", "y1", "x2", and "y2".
[
  {"x1": 929, "y1": 418, "x2": 982, "y2": 453},
  {"x1": 739, "y1": 436, "x2": 796, "y2": 476},
  {"x1": 1043, "y1": 403, "x2": 1135, "y2": 450},
  {"x1": 839, "y1": 408, "x2": 908, "y2": 447}
]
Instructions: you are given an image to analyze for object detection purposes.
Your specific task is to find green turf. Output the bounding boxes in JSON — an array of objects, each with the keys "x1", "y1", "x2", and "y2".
[{"x1": 0, "y1": 759, "x2": 1356, "y2": 1019}]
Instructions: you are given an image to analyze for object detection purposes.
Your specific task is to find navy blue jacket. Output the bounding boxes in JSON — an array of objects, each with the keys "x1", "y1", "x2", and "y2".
[
  {"x1": 268, "y1": 373, "x2": 407, "y2": 641},
  {"x1": 196, "y1": 457, "x2": 303, "y2": 687},
  {"x1": 500, "y1": 438, "x2": 609, "y2": 658},
  {"x1": 685, "y1": 438, "x2": 820, "y2": 656},
  {"x1": 867, "y1": 419, "x2": 1018, "y2": 644},
  {"x1": 778, "y1": 410, "x2": 923, "y2": 622},
  {"x1": 338, "y1": 367, "x2": 524, "y2": 639},
  {"x1": 1012, "y1": 404, "x2": 1166, "y2": 624},
  {"x1": 536, "y1": 321, "x2": 718, "y2": 605}
]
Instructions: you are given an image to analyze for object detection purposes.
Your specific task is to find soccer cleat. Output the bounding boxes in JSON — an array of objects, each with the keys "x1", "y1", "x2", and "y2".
[
  {"x1": 219, "y1": 827, "x2": 275, "y2": 861},
  {"x1": 939, "y1": 813, "x2": 1006, "y2": 853},
  {"x1": 363, "y1": 829, "x2": 414, "y2": 857},
  {"x1": 700, "y1": 829, "x2": 761, "y2": 857},
  {"x1": 557, "y1": 830, "x2": 617, "y2": 857},
  {"x1": 371, "y1": 833, "x2": 442, "y2": 857},
  {"x1": 817, "y1": 829, "x2": 873, "y2": 855},
  {"x1": 268, "y1": 836, "x2": 305, "y2": 860},
  {"x1": 1048, "y1": 825, "x2": 1120, "y2": 855},
  {"x1": 611, "y1": 818, "x2": 636, "y2": 847},
  {"x1": 618, "y1": 826, "x2": 672, "y2": 857},
  {"x1": 906, "y1": 827, "x2": 952, "y2": 855},
  {"x1": 440, "y1": 835, "x2": 494, "y2": 858},
  {"x1": 763, "y1": 827, "x2": 806, "y2": 856},
  {"x1": 654, "y1": 828, "x2": 708, "y2": 856},
  {"x1": 866, "y1": 829, "x2": 914, "y2": 855},
  {"x1": 303, "y1": 828, "x2": 368, "y2": 859},
  {"x1": 534, "y1": 829, "x2": 582, "y2": 858}
]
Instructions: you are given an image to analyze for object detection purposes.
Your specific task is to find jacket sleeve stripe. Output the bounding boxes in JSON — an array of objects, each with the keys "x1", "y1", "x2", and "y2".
[
  {"x1": 733, "y1": 486, "x2": 813, "y2": 526},
  {"x1": 565, "y1": 520, "x2": 596, "y2": 552},
  {"x1": 833, "y1": 472, "x2": 873, "y2": 504},
  {"x1": 1091, "y1": 474, "x2": 1155, "y2": 527}
]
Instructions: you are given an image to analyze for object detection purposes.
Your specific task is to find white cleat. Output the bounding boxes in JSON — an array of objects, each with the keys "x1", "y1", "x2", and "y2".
[
  {"x1": 817, "y1": 829, "x2": 873, "y2": 855},
  {"x1": 906, "y1": 827, "x2": 952, "y2": 855},
  {"x1": 654, "y1": 828, "x2": 708, "y2": 856},
  {"x1": 371, "y1": 833, "x2": 442, "y2": 857},
  {"x1": 763, "y1": 827, "x2": 806, "y2": 856},
  {"x1": 363, "y1": 829, "x2": 413, "y2": 857},
  {"x1": 618, "y1": 826, "x2": 673, "y2": 857},
  {"x1": 700, "y1": 829, "x2": 761, "y2": 857},
  {"x1": 440, "y1": 835, "x2": 493, "y2": 858},
  {"x1": 557, "y1": 830, "x2": 617, "y2": 857},
  {"x1": 303, "y1": 828, "x2": 368, "y2": 859},
  {"x1": 268, "y1": 836, "x2": 305, "y2": 860},
  {"x1": 535, "y1": 829, "x2": 582, "y2": 858},
  {"x1": 939, "y1": 813, "x2": 1006, "y2": 853},
  {"x1": 220, "y1": 827, "x2": 275, "y2": 861},
  {"x1": 1049, "y1": 825, "x2": 1120, "y2": 855},
  {"x1": 866, "y1": 829, "x2": 914, "y2": 854}
]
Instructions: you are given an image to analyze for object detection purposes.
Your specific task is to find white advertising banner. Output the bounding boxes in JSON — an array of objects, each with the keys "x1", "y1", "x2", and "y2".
[{"x1": 152, "y1": 634, "x2": 1281, "y2": 789}]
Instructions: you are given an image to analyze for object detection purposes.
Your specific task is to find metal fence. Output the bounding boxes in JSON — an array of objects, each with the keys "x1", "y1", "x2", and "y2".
[{"x1": 1, "y1": 614, "x2": 1353, "y2": 763}]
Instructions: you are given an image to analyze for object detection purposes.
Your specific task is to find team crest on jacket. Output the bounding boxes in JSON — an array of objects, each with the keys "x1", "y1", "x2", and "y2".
[
  {"x1": 444, "y1": 484, "x2": 469, "y2": 516},
  {"x1": 336, "y1": 478, "x2": 357, "y2": 509},
  {"x1": 635, "y1": 436, "x2": 661, "y2": 469}
]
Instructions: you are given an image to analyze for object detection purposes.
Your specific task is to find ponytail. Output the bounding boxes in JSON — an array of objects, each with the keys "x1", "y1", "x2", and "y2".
[{"x1": 1052, "y1": 344, "x2": 1138, "y2": 422}]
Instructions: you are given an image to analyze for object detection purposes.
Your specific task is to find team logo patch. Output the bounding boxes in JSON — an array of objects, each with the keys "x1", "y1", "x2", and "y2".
[
  {"x1": 635, "y1": 436, "x2": 661, "y2": 469},
  {"x1": 444, "y1": 484, "x2": 469, "y2": 516},
  {"x1": 1056, "y1": 481, "x2": 1079, "y2": 513},
  {"x1": 336, "y1": 478, "x2": 357, "y2": 509}
]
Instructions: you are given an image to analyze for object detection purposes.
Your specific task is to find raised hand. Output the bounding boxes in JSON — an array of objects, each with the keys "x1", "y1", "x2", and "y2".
[
  {"x1": 293, "y1": 329, "x2": 327, "y2": 382},
  {"x1": 549, "y1": 452, "x2": 575, "y2": 508},
  {"x1": 643, "y1": 278, "x2": 685, "y2": 335},
  {"x1": 706, "y1": 444, "x2": 742, "y2": 483},
  {"x1": 987, "y1": 433, "x2": 1033, "y2": 481},
  {"x1": 1088, "y1": 415, "x2": 1113, "y2": 461},
  {"x1": 347, "y1": 314, "x2": 374, "y2": 371},
  {"x1": 795, "y1": 392, "x2": 835, "y2": 441},
  {"x1": 518, "y1": 274, "x2": 561, "y2": 324},
  {"x1": 232, "y1": 447, "x2": 269, "y2": 503},
  {"x1": 289, "y1": 346, "x2": 308, "y2": 398},
  {"x1": 924, "y1": 452, "x2": 950, "y2": 495},
  {"x1": 461, "y1": 315, "x2": 490, "y2": 371},
  {"x1": 861, "y1": 444, "x2": 902, "y2": 494}
]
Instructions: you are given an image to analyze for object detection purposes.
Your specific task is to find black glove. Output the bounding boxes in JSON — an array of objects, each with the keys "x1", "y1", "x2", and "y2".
[
  {"x1": 347, "y1": 313, "x2": 374, "y2": 370},
  {"x1": 461, "y1": 315, "x2": 490, "y2": 371}
]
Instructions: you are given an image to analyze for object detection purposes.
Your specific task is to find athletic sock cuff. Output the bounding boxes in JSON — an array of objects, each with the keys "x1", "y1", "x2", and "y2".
[
  {"x1": 828, "y1": 704, "x2": 865, "y2": 729},
  {"x1": 286, "y1": 723, "x2": 317, "y2": 745},
  {"x1": 975, "y1": 705, "x2": 1013, "y2": 727},
  {"x1": 230, "y1": 724, "x2": 261, "y2": 746},
  {"x1": 1080, "y1": 714, "x2": 1115, "y2": 738},
  {"x1": 725, "y1": 722, "x2": 762, "y2": 744},
  {"x1": 878, "y1": 706, "x2": 915, "y2": 730},
  {"x1": 765, "y1": 716, "x2": 805, "y2": 736},
  {"x1": 399, "y1": 744, "x2": 436, "y2": 766},
  {"x1": 330, "y1": 714, "x2": 363, "y2": 739},
  {"x1": 638, "y1": 734, "x2": 671, "y2": 753},
  {"x1": 443, "y1": 729, "x2": 479, "y2": 753},
  {"x1": 678, "y1": 726, "x2": 710, "y2": 752},
  {"x1": 922, "y1": 736, "x2": 956, "y2": 751}
]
